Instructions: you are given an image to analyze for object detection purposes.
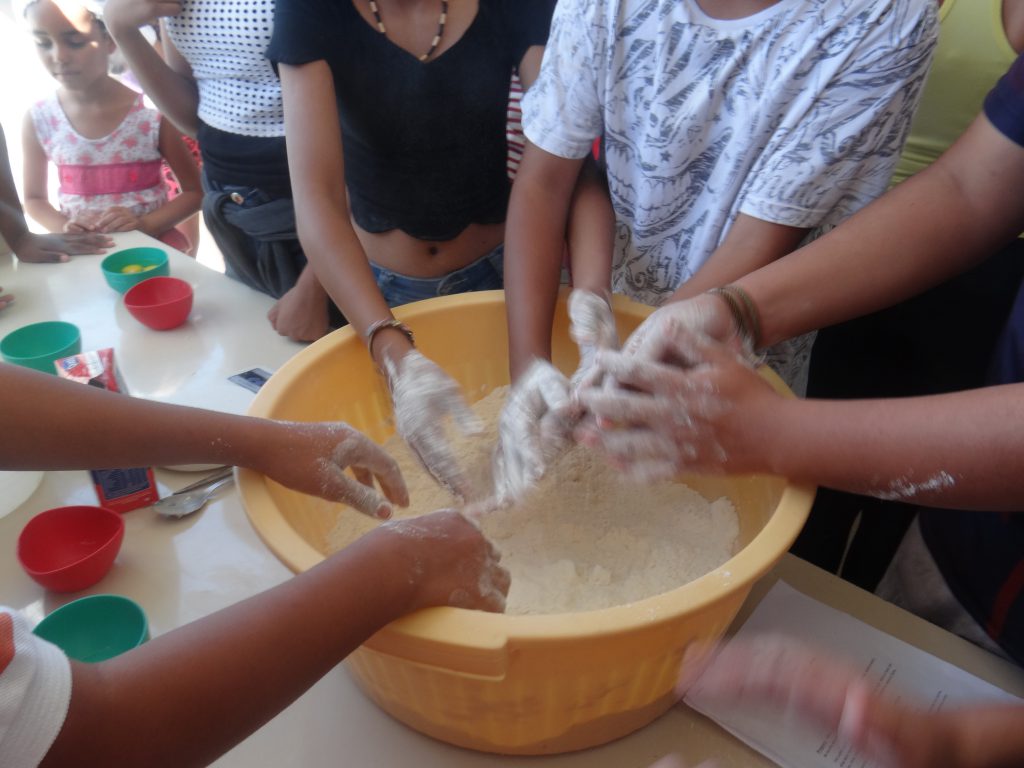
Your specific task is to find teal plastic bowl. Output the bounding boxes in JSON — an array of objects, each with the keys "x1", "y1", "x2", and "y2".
[
  {"x1": 33, "y1": 594, "x2": 149, "y2": 662},
  {"x1": 100, "y1": 247, "x2": 169, "y2": 293},
  {"x1": 0, "y1": 320, "x2": 81, "y2": 373}
]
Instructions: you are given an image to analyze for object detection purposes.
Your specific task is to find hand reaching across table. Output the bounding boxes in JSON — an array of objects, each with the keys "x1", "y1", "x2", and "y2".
[
  {"x1": 9, "y1": 229, "x2": 113, "y2": 264},
  {"x1": 15, "y1": 507, "x2": 508, "y2": 768},
  {"x1": 681, "y1": 634, "x2": 1024, "y2": 768},
  {"x1": 620, "y1": 291, "x2": 750, "y2": 365},
  {"x1": 0, "y1": 364, "x2": 409, "y2": 519},
  {"x1": 251, "y1": 420, "x2": 409, "y2": 520}
]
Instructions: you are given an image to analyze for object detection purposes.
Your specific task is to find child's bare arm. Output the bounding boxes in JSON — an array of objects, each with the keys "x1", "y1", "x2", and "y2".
[
  {"x1": 0, "y1": 122, "x2": 110, "y2": 261},
  {"x1": 669, "y1": 214, "x2": 807, "y2": 301},
  {"x1": 40, "y1": 510, "x2": 508, "y2": 768},
  {"x1": 739, "y1": 114, "x2": 1024, "y2": 349},
  {"x1": 565, "y1": 156, "x2": 615, "y2": 296},
  {"x1": 504, "y1": 142, "x2": 584, "y2": 379},
  {"x1": 581, "y1": 327, "x2": 1024, "y2": 510},
  {"x1": 20, "y1": 111, "x2": 69, "y2": 233},
  {"x1": 103, "y1": 0, "x2": 201, "y2": 137},
  {"x1": 0, "y1": 123, "x2": 30, "y2": 247},
  {"x1": 95, "y1": 119, "x2": 201, "y2": 237}
]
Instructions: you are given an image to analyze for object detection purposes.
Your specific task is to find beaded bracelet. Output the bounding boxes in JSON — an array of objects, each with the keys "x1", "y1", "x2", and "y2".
[
  {"x1": 708, "y1": 285, "x2": 763, "y2": 350},
  {"x1": 364, "y1": 318, "x2": 415, "y2": 358}
]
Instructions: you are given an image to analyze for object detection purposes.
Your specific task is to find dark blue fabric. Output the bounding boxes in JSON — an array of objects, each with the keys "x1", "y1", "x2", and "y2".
[
  {"x1": 919, "y1": 284, "x2": 1024, "y2": 664},
  {"x1": 197, "y1": 122, "x2": 291, "y2": 200},
  {"x1": 984, "y1": 51, "x2": 1024, "y2": 148},
  {"x1": 267, "y1": 0, "x2": 555, "y2": 240},
  {"x1": 917, "y1": 53, "x2": 1024, "y2": 664}
]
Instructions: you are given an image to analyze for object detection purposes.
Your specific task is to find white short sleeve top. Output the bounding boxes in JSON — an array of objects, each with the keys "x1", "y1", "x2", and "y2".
[
  {"x1": 0, "y1": 608, "x2": 72, "y2": 767},
  {"x1": 165, "y1": 0, "x2": 285, "y2": 137}
]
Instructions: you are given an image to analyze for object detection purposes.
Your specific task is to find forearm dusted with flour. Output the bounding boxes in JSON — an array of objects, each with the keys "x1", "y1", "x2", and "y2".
[
  {"x1": 764, "y1": 385, "x2": 1024, "y2": 511},
  {"x1": 43, "y1": 512, "x2": 506, "y2": 768},
  {"x1": 581, "y1": 336, "x2": 1024, "y2": 511},
  {"x1": 0, "y1": 364, "x2": 407, "y2": 518}
]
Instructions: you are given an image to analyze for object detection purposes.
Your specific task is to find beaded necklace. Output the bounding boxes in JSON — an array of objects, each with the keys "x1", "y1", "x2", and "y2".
[{"x1": 367, "y1": 0, "x2": 449, "y2": 62}]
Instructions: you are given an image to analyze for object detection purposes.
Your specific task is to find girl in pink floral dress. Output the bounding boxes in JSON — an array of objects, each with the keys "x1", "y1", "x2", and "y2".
[{"x1": 21, "y1": 0, "x2": 200, "y2": 253}]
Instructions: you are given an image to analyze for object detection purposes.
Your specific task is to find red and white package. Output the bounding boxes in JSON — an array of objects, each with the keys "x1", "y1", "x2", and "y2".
[{"x1": 55, "y1": 348, "x2": 158, "y2": 512}]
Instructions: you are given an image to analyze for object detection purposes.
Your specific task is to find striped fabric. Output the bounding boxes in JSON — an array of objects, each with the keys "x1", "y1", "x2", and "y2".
[{"x1": 506, "y1": 73, "x2": 524, "y2": 180}]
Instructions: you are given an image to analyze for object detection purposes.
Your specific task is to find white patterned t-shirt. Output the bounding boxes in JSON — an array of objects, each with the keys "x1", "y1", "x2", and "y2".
[
  {"x1": 523, "y1": 0, "x2": 937, "y2": 389},
  {"x1": 525, "y1": 0, "x2": 938, "y2": 300}
]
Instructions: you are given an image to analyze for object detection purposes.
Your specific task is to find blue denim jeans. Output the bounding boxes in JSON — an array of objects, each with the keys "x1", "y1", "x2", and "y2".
[{"x1": 371, "y1": 245, "x2": 504, "y2": 308}]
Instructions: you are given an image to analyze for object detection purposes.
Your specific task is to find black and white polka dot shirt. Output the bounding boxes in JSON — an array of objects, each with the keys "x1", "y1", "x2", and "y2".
[{"x1": 165, "y1": 0, "x2": 284, "y2": 137}]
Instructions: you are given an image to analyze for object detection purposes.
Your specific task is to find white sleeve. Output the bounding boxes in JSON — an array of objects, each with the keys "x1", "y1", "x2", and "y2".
[
  {"x1": 0, "y1": 608, "x2": 72, "y2": 768},
  {"x1": 740, "y1": 1, "x2": 939, "y2": 229},
  {"x1": 522, "y1": 0, "x2": 605, "y2": 159}
]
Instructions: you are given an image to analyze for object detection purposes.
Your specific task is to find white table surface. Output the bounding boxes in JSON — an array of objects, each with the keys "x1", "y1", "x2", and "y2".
[
  {"x1": 0, "y1": 230, "x2": 299, "y2": 415},
  {"x1": 2, "y1": 233, "x2": 1023, "y2": 767}
]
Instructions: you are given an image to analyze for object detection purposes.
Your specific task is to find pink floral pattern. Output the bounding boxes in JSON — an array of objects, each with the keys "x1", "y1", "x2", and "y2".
[{"x1": 30, "y1": 93, "x2": 167, "y2": 221}]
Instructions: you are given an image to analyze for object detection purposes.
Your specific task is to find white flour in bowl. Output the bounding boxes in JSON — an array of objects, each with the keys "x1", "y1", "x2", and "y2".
[{"x1": 326, "y1": 387, "x2": 738, "y2": 614}]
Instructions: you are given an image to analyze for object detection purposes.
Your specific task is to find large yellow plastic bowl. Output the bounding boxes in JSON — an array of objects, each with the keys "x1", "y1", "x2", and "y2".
[{"x1": 240, "y1": 290, "x2": 814, "y2": 755}]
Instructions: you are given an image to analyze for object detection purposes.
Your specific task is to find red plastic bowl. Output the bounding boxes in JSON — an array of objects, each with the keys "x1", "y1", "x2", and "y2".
[
  {"x1": 123, "y1": 276, "x2": 193, "y2": 331},
  {"x1": 17, "y1": 505, "x2": 125, "y2": 592}
]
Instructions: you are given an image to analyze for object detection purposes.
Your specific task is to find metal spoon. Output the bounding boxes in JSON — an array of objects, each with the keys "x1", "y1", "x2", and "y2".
[{"x1": 153, "y1": 468, "x2": 235, "y2": 518}]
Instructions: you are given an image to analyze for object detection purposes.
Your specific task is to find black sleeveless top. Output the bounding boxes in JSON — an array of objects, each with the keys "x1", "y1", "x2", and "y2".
[{"x1": 267, "y1": 0, "x2": 555, "y2": 240}]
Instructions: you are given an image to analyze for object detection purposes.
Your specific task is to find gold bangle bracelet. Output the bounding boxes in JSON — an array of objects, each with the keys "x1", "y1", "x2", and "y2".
[
  {"x1": 364, "y1": 318, "x2": 415, "y2": 358},
  {"x1": 729, "y1": 285, "x2": 762, "y2": 350},
  {"x1": 708, "y1": 285, "x2": 762, "y2": 350}
]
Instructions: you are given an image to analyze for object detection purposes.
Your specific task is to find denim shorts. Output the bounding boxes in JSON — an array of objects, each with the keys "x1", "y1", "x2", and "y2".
[{"x1": 371, "y1": 244, "x2": 504, "y2": 308}]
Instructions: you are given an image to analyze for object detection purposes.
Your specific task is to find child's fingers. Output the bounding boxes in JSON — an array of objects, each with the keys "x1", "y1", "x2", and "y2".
[
  {"x1": 370, "y1": 462, "x2": 408, "y2": 508},
  {"x1": 334, "y1": 429, "x2": 409, "y2": 508},
  {"x1": 448, "y1": 393, "x2": 484, "y2": 436},
  {"x1": 691, "y1": 636, "x2": 865, "y2": 731},
  {"x1": 352, "y1": 466, "x2": 373, "y2": 488},
  {"x1": 96, "y1": 216, "x2": 134, "y2": 232},
  {"x1": 407, "y1": 424, "x2": 472, "y2": 501},
  {"x1": 578, "y1": 386, "x2": 667, "y2": 425},
  {"x1": 592, "y1": 349, "x2": 689, "y2": 396},
  {"x1": 331, "y1": 471, "x2": 392, "y2": 520},
  {"x1": 61, "y1": 233, "x2": 113, "y2": 254}
]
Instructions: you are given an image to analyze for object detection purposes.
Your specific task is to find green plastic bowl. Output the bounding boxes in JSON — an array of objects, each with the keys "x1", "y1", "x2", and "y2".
[
  {"x1": 100, "y1": 247, "x2": 170, "y2": 293},
  {"x1": 0, "y1": 320, "x2": 81, "y2": 373},
  {"x1": 33, "y1": 594, "x2": 149, "y2": 662}
]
